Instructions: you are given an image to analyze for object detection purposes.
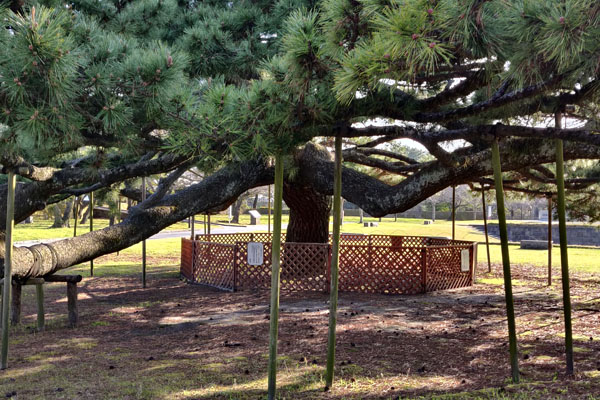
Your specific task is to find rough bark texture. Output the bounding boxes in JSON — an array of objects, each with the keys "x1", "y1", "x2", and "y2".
[{"x1": 283, "y1": 183, "x2": 331, "y2": 244}]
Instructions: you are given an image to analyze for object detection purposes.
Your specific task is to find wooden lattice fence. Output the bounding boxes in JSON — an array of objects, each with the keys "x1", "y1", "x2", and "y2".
[{"x1": 181, "y1": 234, "x2": 476, "y2": 294}]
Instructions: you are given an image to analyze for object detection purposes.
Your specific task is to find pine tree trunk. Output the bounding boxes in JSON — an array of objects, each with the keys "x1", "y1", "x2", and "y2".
[
  {"x1": 61, "y1": 199, "x2": 74, "y2": 228},
  {"x1": 79, "y1": 202, "x2": 90, "y2": 225},
  {"x1": 284, "y1": 183, "x2": 331, "y2": 243},
  {"x1": 51, "y1": 205, "x2": 64, "y2": 228},
  {"x1": 231, "y1": 197, "x2": 244, "y2": 224}
]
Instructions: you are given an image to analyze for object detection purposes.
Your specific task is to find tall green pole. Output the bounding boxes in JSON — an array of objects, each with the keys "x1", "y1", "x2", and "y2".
[
  {"x1": 325, "y1": 134, "x2": 343, "y2": 389},
  {"x1": 547, "y1": 196, "x2": 552, "y2": 286},
  {"x1": 451, "y1": 186, "x2": 456, "y2": 240},
  {"x1": 267, "y1": 153, "x2": 284, "y2": 400},
  {"x1": 142, "y1": 177, "x2": 147, "y2": 288},
  {"x1": 1, "y1": 172, "x2": 16, "y2": 369},
  {"x1": 481, "y1": 187, "x2": 492, "y2": 273},
  {"x1": 73, "y1": 197, "x2": 79, "y2": 237},
  {"x1": 491, "y1": 139, "x2": 519, "y2": 383},
  {"x1": 89, "y1": 191, "x2": 94, "y2": 277},
  {"x1": 555, "y1": 111, "x2": 574, "y2": 375}
]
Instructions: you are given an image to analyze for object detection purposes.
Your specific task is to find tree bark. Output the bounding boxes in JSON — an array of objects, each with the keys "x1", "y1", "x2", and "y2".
[{"x1": 283, "y1": 183, "x2": 331, "y2": 244}]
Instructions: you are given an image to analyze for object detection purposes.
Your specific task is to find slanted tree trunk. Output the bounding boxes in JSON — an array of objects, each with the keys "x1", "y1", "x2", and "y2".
[
  {"x1": 51, "y1": 199, "x2": 74, "y2": 228},
  {"x1": 283, "y1": 183, "x2": 331, "y2": 243},
  {"x1": 252, "y1": 194, "x2": 259, "y2": 209},
  {"x1": 79, "y1": 202, "x2": 90, "y2": 225}
]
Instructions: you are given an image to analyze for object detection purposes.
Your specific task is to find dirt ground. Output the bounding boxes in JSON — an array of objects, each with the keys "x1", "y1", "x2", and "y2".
[{"x1": 1, "y1": 258, "x2": 600, "y2": 399}]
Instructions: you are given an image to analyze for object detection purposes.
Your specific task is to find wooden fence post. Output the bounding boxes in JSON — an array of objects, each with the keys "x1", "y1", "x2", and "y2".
[
  {"x1": 36, "y1": 283, "x2": 45, "y2": 332},
  {"x1": 10, "y1": 282, "x2": 21, "y2": 326},
  {"x1": 421, "y1": 248, "x2": 427, "y2": 293}
]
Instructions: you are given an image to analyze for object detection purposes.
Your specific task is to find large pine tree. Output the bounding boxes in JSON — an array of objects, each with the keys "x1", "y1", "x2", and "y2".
[{"x1": 1, "y1": 0, "x2": 600, "y2": 278}]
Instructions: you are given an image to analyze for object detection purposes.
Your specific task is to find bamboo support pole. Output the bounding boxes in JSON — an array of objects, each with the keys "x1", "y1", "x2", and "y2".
[
  {"x1": 89, "y1": 191, "x2": 94, "y2": 276},
  {"x1": 142, "y1": 177, "x2": 147, "y2": 288},
  {"x1": 2, "y1": 172, "x2": 16, "y2": 369},
  {"x1": 481, "y1": 187, "x2": 492, "y2": 273},
  {"x1": 325, "y1": 134, "x2": 342, "y2": 389},
  {"x1": 491, "y1": 139, "x2": 519, "y2": 383},
  {"x1": 267, "y1": 153, "x2": 284, "y2": 400},
  {"x1": 268, "y1": 185, "x2": 271, "y2": 234},
  {"x1": 547, "y1": 197, "x2": 552, "y2": 286},
  {"x1": 73, "y1": 197, "x2": 79, "y2": 237},
  {"x1": 555, "y1": 111, "x2": 574, "y2": 375},
  {"x1": 452, "y1": 186, "x2": 456, "y2": 240}
]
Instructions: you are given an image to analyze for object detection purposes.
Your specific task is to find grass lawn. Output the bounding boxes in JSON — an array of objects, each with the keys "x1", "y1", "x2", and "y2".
[{"x1": 14, "y1": 218, "x2": 190, "y2": 242}]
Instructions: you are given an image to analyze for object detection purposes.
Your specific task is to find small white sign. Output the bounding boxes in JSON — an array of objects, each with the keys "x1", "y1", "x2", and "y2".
[
  {"x1": 248, "y1": 242, "x2": 264, "y2": 266},
  {"x1": 461, "y1": 249, "x2": 470, "y2": 272},
  {"x1": 249, "y1": 210, "x2": 261, "y2": 219}
]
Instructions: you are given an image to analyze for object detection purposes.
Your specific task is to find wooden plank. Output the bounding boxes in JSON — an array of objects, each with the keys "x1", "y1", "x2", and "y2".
[{"x1": 44, "y1": 275, "x2": 83, "y2": 283}]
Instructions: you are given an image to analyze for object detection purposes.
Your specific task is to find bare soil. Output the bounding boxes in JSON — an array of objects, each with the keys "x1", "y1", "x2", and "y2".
[{"x1": 1, "y1": 260, "x2": 600, "y2": 399}]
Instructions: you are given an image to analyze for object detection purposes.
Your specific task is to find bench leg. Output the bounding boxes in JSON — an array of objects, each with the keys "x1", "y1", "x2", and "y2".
[
  {"x1": 10, "y1": 283, "x2": 21, "y2": 326},
  {"x1": 67, "y1": 282, "x2": 78, "y2": 327},
  {"x1": 36, "y1": 284, "x2": 45, "y2": 332}
]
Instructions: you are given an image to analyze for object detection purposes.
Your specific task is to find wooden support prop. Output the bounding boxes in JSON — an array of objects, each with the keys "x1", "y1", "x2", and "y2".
[
  {"x1": 142, "y1": 176, "x2": 147, "y2": 288},
  {"x1": 555, "y1": 111, "x2": 574, "y2": 375},
  {"x1": 547, "y1": 196, "x2": 552, "y2": 286},
  {"x1": 207, "y1": 214, "x2": 211, "y2": 235},
  {"x1": 2, "y1": 172, "x2": 16, "y2": 369},
  {"x1": 203, "y1": 215, "x2": 206, "y2": 234},
  {"x1": 44, "y1": 275, "x2": 83, "y2": 283},
  {"x1": 481, "y1": 186, "x2": 492, "y2": 273},
  {"x1": 451, "y1": 186, "x2": 456, "y2": 240},
  {"x1": 90, "y1": 191, "x2": 94, "y2": 277},
  {"x1": 491, "y1": 139, "x2": 520, "y2": 383},
  {"x1": 325, "y1": 134, "x2": 343, "y2": 389},
  {"x1": 36, "y1": 284, "x2": 44, "y2": 332},
  {"x1": 67, "y1": 282, "x2": 78, "y2": 328},
  {"x1": 117, "y1": 196, "x2": 121, "y2": 256},
  {"x1": 267, "y1": 153, "x2": 284, "y2": 400},
  {"x1": 10, "y1": 282, "x2": 21, "y2": 326}
]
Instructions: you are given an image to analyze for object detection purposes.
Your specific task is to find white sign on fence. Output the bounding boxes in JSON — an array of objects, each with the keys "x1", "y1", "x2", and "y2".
[
  {"x1": 247, "y1": 242, "x2": 264, "y2": 266},
  {"x1": 460, "y1": 249, "x2": 470, "y2": 272}
]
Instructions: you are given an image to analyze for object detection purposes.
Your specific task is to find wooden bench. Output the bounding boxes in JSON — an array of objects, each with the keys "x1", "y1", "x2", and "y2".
[{"x1": 0, "y1": 274, "x2": 82, "y2": 331}]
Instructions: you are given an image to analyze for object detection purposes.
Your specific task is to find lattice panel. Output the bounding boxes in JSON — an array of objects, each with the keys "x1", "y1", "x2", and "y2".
[
  {"x1": 180, "y1": 238, "x2": 194, "y2": 281},
  {"x1": 192, "y1": 242, "x2": 236, "y2": 291},
  {"x1": 235, "y1": 242, "x2": 273, "y2": 290},
  {"x1": 183, "y1": 234, "x2": 475, "y2": 294},
  {"x1": 235, "y1": 242, "x2": 330, "y2": 292},
  {"x1": 338, "y1": 245, "x2": 425, "y2": 294},
  {"x1": 425, "y1": 246, "x2": 473, "y2": 292},
  {"x1": 280, "y1": 243, "x2": 330, "y2": 292}
]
